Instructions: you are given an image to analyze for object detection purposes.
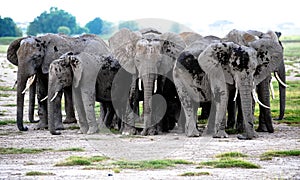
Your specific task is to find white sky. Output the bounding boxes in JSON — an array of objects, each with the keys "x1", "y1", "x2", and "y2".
[{"x1": 1, "y1": 0, "x2": 299, "y2": 36}]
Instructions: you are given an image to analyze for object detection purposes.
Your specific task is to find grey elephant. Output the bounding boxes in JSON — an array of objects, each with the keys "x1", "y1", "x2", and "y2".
[
  {"x1": 108, "y1": 28, "x2": 186, "y2": 136},
  {"x1": 47, "y1": 42, "x2": 124, "y2": 134},
  {"x1": 225, "y1": 30, "x2": 287, "y2": 133},
  {"x1": 174, "y1": 30, "x2": 283, "y2": 139},
  {"x1": 6, "y1": 33, "x2": 103, "y2": 131}
]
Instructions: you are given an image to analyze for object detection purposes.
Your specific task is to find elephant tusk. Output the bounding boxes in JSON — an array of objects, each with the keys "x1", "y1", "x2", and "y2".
[
  {"x1": 40, "y1": 96, "x2": 48, "y2": 102},
  {"x1": 274, "y1": 72, "x2": 288, "y2": 88},
  {"x1": 22, "y1": 74, "x2": 36, "y2": 94},
  {"x1": 50, "y1": 92, "x2": 59, "y2": 102},
  {"x1": 270, "y1": 80, "x2": 275, "y2": 99},
  {"x1": 138, "y1": 79, "x2": 142, "y2": 91},
  {"x1": 252, "y1": 89, "x2": 270, "y2": 109},
  {"x1": 154, "y1": 79, "x2": 157, "y2": 93},
  {"x1": 233, "y1": 85, "x2": 238, "y2": 101}
]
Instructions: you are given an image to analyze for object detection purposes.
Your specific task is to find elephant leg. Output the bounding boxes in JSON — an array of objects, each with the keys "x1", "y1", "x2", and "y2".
[
  {"x1": 104, "y1": 104, "x2": 115, "y2": 129},
  {"x1": 63, "y1": 86, "x2": 77, "y2": 124},
  {"x1": 199, "y1": 101, "x2": 211, "y2": 120},
  {"x1": 207, "y1": 101, "x2": 216, "y2": 135},
  {"x1": 49, "y1": 91, "x2": 64, "y2": 131},
  {"x1": 72, "y1": 88, "x2": 89, "y2": 134},
  {"x1": 36, "y1": 74, "x2": 48, "y2": 129},
  {"x1": 81, "y1": 89, "x2": 98, "y2": 134},
  {"x1": 226, "y1": 86, "x2": 237, "y2": 129},
  {"x1": 236, "y1": 95, "x2": 245, "y2": 132},
  {"x1": 256, "y1": 78, "x2": 274, "y2": 133}
]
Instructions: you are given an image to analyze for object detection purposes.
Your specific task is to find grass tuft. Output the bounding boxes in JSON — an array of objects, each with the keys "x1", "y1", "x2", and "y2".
[
  {"x1": 199, "y1": 158, "x2": 260, "y2": 169},
  {"x1": 215, "y1": 152, "x2": 248, "y2": 158},
  {"x1": 0, "y1": 147, "x2": 52, "y2": 154},
  {"x1": 112, "y1": 159, "x2": 192, "y2": 169},
  {"x1": 179, "y1": 171, "x2": 210, "y2": 176},
  {"x1": 55, "y1": 155, "x2": 109, "y2": 166},
  {"x1": 26, "y1": 171, "x2": 55, "y2": 176},
  {"x1": 260, "y1": 150, "x2": 300, "y2": 160}
]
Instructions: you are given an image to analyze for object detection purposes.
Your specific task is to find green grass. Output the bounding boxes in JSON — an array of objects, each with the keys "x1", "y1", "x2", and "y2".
[
  {"x1": 0, "y1": 120, "x2": 16, "y2": 125},
  {"x1": 199, "y1": 158, "x2": 260, "y2": 169},
  {"x1": 179, "y1": 171, "x2": 210, "y2": 176},
  {"x1": 56, "y1": 148, "x2": 85, "y2": 152},
  {"x1": 25, "y1": 171, "x2": 55, "y2": 176},
  {"x1": 215, "y1": 152, "x2": 248, "y2": 158},
  {"x1": 55, "y1": 155, "x2": 109, "y2": 166},
  {"x1": 260, "y1": 150, "x2": 300, "y2": 160},
  {"x1": 0, "y1": 147, "x2": 52, "y2": 154},
  {"x1": 112, "y1": 159, "x2": 193, "y2": 169}
]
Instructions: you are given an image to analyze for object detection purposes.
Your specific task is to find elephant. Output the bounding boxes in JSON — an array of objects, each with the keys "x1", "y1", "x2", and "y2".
[
  {"x1": 173, "y1": 30, "x2": 283, "y2": 139},
  {"x1": 6, "y1": 33, "x2": 104, "y2": 131},
  {"x1": 224, "y1": 30, "x2": 287, "y2": 133},
  {"x1": 47, "y1": 42, "x2": 124, "y2": 134},
  {"x1": 108, "y1": 28, "x2": 186, "y2": 136}
]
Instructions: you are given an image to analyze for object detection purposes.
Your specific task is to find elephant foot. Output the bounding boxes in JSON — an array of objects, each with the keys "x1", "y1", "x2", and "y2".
[
  {"x1": 121, "y1": 124, "x2": 137, "y2": 135},
  {"x1": 141, "y1": 127, "x2": 158, "y2": 136},
  {"x1": 237, "y1": 131, "x2": 258, "y2": 140},
  {"x1": 87, "y1": 126, "x2": 99, "y2": 134},
  {"x1": 63, "y1": 117, "x2": 77, "y2": 124},
  {"x1": 213, "y1": 130, "x2": 229, "y2": 138},
  {"x1": 186, "y1": 128, "x2": 201, "y2": 137},
  {"x1": 35, "y1": 122, "x2": 48, "y2": 130},
  {"x1": 29, "y1": 119, "x2": 39, "y2": 123},
  {"x1": 55, "y1": 121, "x2": 64, "y2": 130},
  {"x1": 50, "y1": 130, "x2": 62, "y2": 135},
  {"x1": 256, "y1": 125, "x2": 268, "y2": 132}
]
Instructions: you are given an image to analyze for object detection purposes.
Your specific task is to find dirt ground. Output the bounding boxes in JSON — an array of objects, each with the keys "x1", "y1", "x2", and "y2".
[{"x1": 0, "y1": 54, "x2": 299, "y2": 179}]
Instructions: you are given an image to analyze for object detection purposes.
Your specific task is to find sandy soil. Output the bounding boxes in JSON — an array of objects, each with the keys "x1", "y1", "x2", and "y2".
[{"x1": 0, "y1": 54, "x2": 299, "y2": 179}]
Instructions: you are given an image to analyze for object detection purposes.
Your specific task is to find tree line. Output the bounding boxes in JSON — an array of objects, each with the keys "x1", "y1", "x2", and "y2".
[{"x1": 0, "y1": 7, "x2": 139, "y2": 37}]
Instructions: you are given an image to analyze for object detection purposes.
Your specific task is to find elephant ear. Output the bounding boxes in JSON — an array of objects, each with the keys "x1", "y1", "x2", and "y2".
[
  {"x1": 159, "y1": 32, "x2": 186, "y2": 74},
  {"x1": 6, "y1": 37, "x2": 27, "y2": 66},
  {"x1": 69, "y1": 52, "x2": 83, "y2": 88},
  {"x1": 224, "y1": 29, "x2": 257, "y2": 45},
  {"x1": 109, "y1": 28, "x2": 142, "y2": 74},
  {"x1": 249, "y1": 31, "x2": 283, "y2": 85}
]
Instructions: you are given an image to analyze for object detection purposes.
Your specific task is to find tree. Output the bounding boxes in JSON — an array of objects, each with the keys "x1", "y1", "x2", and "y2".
[
  {"x1": 118, "y1": 21, "x2": 139, "y2": 31},
  {"x1": 169, "y1": 23, "x2": 181, "y2": 33},
  {"x1": 57, "y1": 26, "x2": 71, "y2": 35},
  {"x1": 101, "y1": 20, "x2": 114, "y2": 35},
  {"x1": 85, "y1": 17, "x2": 103, "y2": 34},
  {"x1": 27, "y1": 7, "x2": 77, "y2": 35},
  {"x1": 0, "y1": 16, "x2": 22, "y2": 37}
]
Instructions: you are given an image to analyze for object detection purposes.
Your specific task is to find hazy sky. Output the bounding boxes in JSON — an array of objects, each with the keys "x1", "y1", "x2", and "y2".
[{"x1": 1, "y1": 0, "x2": 299, "y2": 36}]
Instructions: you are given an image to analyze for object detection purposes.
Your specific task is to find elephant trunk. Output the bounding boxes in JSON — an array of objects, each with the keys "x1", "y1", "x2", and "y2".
[
  {"x1": 141, "y1": 73, "x2": 157, "y2": 135},
  {"x1": 16, "y1": 72, "x2": 29, "y2": 131},
  {"x1": 239, "y1": 84, "x2": 256, "y2": 139}
]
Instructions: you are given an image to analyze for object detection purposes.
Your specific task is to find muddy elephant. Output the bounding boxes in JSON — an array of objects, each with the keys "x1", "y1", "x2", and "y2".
[
  {"x1": 174, "y1": 30, "x2": 283, "y2": 139},
  {"x1": 48, "y1": 46, "x2": 124, "y2": 134},
  {"x1": 6, "y1": 33, "x2": 104, "y2": 131},
  {"x1": 108, "y1": 28, "x2": 186, "y2": 135},
  {"x1": 225, "y1": 30, "x2": 287, "y2": 133}
]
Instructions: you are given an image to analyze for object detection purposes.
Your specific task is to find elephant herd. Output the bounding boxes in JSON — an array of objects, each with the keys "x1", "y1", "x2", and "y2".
[{"x1": 6, "y1": 28, "x2": 287, "y2": 140}]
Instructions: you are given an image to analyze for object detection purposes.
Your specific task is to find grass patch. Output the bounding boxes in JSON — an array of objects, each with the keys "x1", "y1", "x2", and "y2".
[
  {"x1": 0, "y1": 120, "x2": 16, "y2": 125},
  {"x1": 56, "y1": 148, "x2": 85, "y2": 152},
  {"x1": 0, "y1": 147, "x2": 52, "y2": 154},
  {"x1": 112, "y1": 159, "x2": 193, "y2": 170},
  {"x1": 260, "y1": 150, "x2": 300, "y2": 160},
  {"x1": 25, "y1": 171, "x2": 55, "y2": 176},
  {"x1": 0, "y1": 86, "x2": 14, "y2": 91},
  {"x1": 3, "y1": 104, "x2": 16, "y2": 107},
  {"x1": 0, "y1": 93, "x2": 11, "y2": 97},
  {"x1": 55, "y1": 155, "x2": 109, "y2": 166},
  {"x1": 179, "y1": 171, "x2": 210, "y2": 176},
  {"x1": 215, "y1": 152, "x2": 248, "y2": 158},
  {"x1": 199, "y1": 158, "x2": 260, "y2": 169}
]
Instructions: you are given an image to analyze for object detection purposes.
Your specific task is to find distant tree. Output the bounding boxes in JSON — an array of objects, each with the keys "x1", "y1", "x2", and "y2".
[
  {"x1": 0, "y1": 16, "x2": 22, "y2": 37},
  {"x1": 101, "y1": 20, "x2": 114, "y2": 35},
  {"x1": 57, "y1": 26, "x2": 71, "y2": 35},
  {"x1": 85, "y1": 17, "x2": 103, "y2": 34},
  {"x1": 118, "y1": 21, "x2": 139, "y2": 31},
  {"x1": 169, "y1": 23, "x2": 181, "y2": 33},
  {"x1": 73, "y1": 25, "x2": 89, "y2": 34},
  {"x1": 27, "y1": 7, "x2": 78, "y2": 35}
]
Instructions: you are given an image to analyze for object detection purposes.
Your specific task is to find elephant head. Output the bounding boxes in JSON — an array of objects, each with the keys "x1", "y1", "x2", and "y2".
[{"x1": 109, "y1": 28, "x2": 186, "y2": 135}]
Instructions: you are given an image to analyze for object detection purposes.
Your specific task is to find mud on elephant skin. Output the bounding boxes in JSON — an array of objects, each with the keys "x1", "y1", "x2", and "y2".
[
  {"x1": 109, "y1": 28, "x2": 186, "y2": 136},
  {"x1": 6, "y1": 33, "x2": 103, "y2": 131}
]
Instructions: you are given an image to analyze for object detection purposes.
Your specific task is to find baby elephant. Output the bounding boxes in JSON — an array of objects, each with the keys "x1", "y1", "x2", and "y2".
[{"x1": 48, "y1": 51, "x2": 122, "y2": 135}]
